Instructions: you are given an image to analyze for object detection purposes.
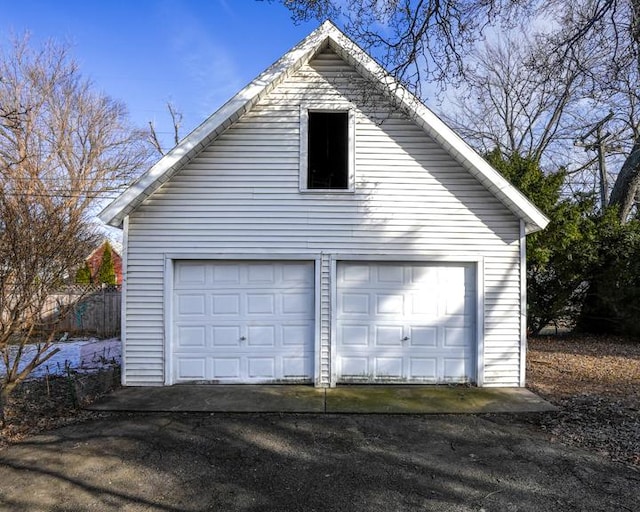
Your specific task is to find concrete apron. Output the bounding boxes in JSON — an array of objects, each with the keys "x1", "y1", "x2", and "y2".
[{"x1": 87, "y1": 385, "x2": 558, "y2": 414}]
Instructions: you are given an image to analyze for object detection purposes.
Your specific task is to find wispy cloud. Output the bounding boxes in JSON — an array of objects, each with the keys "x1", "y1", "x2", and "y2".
[
  {"x1": 158, "y1": 1, "x2": 244, "y2": 125},
  {"x1": 216, "y1": 0, "x2": 236, "y2": 18}
]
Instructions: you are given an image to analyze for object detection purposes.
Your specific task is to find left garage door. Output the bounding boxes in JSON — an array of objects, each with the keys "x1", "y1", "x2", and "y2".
[{"x1": 172, "y1": 260, "x2": 315, "y2": 383}]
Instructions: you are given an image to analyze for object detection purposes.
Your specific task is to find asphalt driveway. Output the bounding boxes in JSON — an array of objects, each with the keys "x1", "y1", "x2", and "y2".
[{"x1": 0, "y1": 413, "x2": 637, "y2": 511}]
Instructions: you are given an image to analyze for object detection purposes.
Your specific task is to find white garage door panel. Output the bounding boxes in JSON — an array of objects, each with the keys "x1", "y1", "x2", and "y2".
[
  {"x1": 337, "y1": 262, "x2": 475, "y2": 383},
  {"x1": 173, "y1": 261, "x2": 314, "y2": 383}
]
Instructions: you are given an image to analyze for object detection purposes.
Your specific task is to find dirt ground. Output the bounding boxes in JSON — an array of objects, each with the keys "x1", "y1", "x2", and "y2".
[
  {"x1": 0, "y1": 335, "x2": 638, "y2": 511},
  {"x1": 0, "y1": 368, "x2": 119, "y2": 448},
  {"x1": 522, "y1": 335, "x2": 640, "y2": 468}
]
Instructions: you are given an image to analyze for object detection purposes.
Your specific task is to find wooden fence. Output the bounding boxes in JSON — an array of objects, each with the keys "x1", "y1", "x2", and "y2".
[{"x1": 42, "y1": 284, "x2": 122, "y2": 337}]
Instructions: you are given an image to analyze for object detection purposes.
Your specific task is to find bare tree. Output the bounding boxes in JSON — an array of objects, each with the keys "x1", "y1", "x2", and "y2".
[
  {"x1": 538, "y1": 0, "x2": 640, "y2": 219},
  {"x1": 446, "y1": 35, "x2": 591, "y2": 167},
  {"x1": 148, "y1": 102, "x2": 183, "y2": 157},
  {"x1": 443, "y1": 32, "x2": 629, "y2": 206},
  {"x1": 600, "y1": 55, "x2": 640, "y2": 219},
  {"x1": 0, "y1": 37, "x2": 151, "y2": 211},
  {"x1": 0, "y1": 35, "x2": 150, "y2": 423},
  {"x1": 0, "y1": 184, "x2": 98, "y2": 424}
]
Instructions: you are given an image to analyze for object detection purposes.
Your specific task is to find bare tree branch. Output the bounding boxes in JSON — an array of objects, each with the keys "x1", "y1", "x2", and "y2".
[
  {"x1": 282, "y1": 0, "x2": 520, "y2": 96},
  {"x1": 0, "y1": 34, "x2": 150, "y2": 423},
  {"x1": 147, "y1": 102, "x2": 184, "y2": 157},
  {"x1": 148, "y1": 120, "x2": 164, "y2": 157},
  {"x1": 168, "y1": 102, "x2": 183, "y2": 147},
  {"x1": 444, "y1": 34, "x2": 590, "y2": 173}
]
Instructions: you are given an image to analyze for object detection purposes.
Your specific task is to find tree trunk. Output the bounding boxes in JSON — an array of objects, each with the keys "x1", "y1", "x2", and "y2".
[
  {"x1": 0, "y1": 383, "x2": 17, "y2": 428},
  {"x1": 608, "y1": 139, "x2": 640, "y2": 221},
  {"x1": 609, "y1": 1, "x2": 640, "y2": 221}
]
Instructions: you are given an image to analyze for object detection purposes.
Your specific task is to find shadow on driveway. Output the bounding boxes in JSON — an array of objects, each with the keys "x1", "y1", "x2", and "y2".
[{"x1": 0, "y1": 413, "x2": 637, "y2": 511}]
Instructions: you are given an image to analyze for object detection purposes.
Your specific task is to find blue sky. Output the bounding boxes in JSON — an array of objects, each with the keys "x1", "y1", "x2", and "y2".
[{"x1": 0, "y1": 0, "x2": 317, "y2": 148}]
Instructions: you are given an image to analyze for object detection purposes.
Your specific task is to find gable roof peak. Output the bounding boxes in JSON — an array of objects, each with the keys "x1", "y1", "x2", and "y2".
[{"x1": 99, "y1": 20, "x2": 548, "y2": 233}]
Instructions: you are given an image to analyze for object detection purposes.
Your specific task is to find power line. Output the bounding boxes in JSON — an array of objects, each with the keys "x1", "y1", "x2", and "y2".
[{"x1": 0, "y1": 191, "x2": 120, "y2": 199}]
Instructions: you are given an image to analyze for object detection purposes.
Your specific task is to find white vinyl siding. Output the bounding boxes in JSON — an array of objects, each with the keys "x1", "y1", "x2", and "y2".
[
  {"x1": 124, "y1": 48, "x2": 522, "y2": 387},
  {"x1": 319, "y1": 253, "x2": 332, "y2": 384}
]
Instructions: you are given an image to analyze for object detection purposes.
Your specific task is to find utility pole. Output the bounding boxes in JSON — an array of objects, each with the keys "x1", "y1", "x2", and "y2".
[
  {"x1": 575, "y1": 111, "x2": 616, "y2": 209},
  {"x1": 595, "y1": 124, "x2": 609, "y2": 208}
]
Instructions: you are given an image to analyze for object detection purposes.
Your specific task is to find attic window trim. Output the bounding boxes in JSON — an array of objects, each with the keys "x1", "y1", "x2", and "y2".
[{"x1": 299, "y1": 104, "x2": 356, "y2": 193}]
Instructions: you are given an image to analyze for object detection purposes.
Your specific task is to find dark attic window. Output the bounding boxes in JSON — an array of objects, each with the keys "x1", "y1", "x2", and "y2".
[{"x1": 307, "y1": 111, "x2": 348, "y2": 189}]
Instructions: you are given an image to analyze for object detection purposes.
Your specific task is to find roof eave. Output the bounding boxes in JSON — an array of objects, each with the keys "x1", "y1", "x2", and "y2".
[
  {"x1": 99, "y1": 22, "x2": 336, "y2": 227},
  {"x1": 99, "y1": 20, "x2": 550, "y2": 234}
]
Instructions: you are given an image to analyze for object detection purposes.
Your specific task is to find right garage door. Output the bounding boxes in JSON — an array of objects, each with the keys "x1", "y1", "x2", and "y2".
[{"x1": 336, "y1": 261, "x2": 476, "y2": 383}]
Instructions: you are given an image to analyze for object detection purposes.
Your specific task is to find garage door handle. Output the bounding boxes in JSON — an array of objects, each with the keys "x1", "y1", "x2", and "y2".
[
  {"x1": 240, "y1": 336, "x2": 246, "y2": 341},
  {"x1": 402, "y1": 336, "x2": 410, "y2": 341}
]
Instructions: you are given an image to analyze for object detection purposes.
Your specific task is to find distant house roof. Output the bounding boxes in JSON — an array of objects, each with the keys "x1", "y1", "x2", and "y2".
[
  {"x1": 85, "y1": 240, "x2": 123, "y2": 285},
  {"x1": 85, "y1": 240, "x2": 121, "y2": 262},
  {"x1": 99, "y1": 20, "x2": 549, "y2": 234}
]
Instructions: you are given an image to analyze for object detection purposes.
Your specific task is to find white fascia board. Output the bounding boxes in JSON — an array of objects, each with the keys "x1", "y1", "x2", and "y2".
[
  {"x1": 98, "y1": 23, "x2": 334, "y2": 228},
  {"x1": 326, "y1": 26, "x2": 550, "y2": 234}
]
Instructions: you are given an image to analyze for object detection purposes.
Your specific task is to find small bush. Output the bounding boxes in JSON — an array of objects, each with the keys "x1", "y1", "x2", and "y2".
[
  {"x1": 577, "y1": 212, "x2": 640, "y2": 336},
  {"x1": 97, "y1": 242, "x2": 117, "y2": 285}
]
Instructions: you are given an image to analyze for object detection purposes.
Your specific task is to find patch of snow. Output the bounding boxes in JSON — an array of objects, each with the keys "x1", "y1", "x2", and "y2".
[
  {"x1": 0, "y1": 338, "x2": 121, "y2": 379},
  {"x1": 79, "y1": 338, "x2": 121, "y2": 370}
]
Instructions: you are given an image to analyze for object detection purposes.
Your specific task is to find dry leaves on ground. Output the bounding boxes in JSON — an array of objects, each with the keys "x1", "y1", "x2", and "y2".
[
  {"x1": 528, "y1": 335, "x2": 640, "y2": 401},
  {"x1": 0, "y1": 373, "x2": 113, "y2": 447},
  {"x1": 525, "y1": 335, "x2": 640, "y2": 469}
]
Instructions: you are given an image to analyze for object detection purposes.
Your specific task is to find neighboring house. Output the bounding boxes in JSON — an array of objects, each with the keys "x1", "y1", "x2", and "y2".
[
  {"x1": 100, "y1": 21, "x2": 548, "y2": 388},
  {"x1": 84, "y1": 241, "x2": 123, "y2": 286}
]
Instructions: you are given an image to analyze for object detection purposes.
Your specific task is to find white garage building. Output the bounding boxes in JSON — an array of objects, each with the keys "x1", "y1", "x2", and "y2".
[{"x1": 100, "y1": 22, "x2": 548, "y2": 388}]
